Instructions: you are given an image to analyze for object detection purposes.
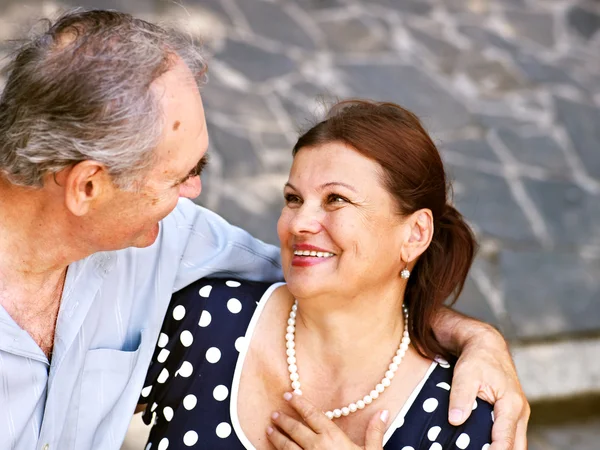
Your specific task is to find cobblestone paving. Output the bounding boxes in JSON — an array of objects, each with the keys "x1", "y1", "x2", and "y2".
[{"x1": 1, "y1": 0, "x2": 600, "y2": 447}]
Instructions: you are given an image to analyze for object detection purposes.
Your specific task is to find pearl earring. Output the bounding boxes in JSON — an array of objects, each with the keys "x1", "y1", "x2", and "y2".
[{"x1": 401, "y1": 264, "x2": 410, "y2": 279}]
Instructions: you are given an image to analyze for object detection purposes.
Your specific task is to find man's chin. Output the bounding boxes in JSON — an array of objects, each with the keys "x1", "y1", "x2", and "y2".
[{"x1": 133, "y1": 223, "x2": 160, "y2": 248}]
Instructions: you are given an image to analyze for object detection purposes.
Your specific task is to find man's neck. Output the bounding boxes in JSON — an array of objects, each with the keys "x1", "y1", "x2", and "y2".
[{"x1": 0, "y1": 180, "x2": 81, "y2": 284}]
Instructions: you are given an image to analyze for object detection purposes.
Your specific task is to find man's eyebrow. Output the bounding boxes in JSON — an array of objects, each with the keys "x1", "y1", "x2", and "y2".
[{"x1": 177, "y1": 154, "x2": 210, "y2": 184}]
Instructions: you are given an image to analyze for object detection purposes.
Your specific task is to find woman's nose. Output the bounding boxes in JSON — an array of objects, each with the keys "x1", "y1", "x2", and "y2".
[{"x1": 289, "y1": 204, "x2": 322, "y2": 235}]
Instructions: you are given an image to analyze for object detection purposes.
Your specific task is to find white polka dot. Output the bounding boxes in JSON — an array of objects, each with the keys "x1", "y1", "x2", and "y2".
[
  {"x1": 216, "y1": 422, "x2": 232, "y2": 438},
  {"x1": 206, "y1": 347, "x2": 221, "y2": 363},
  {"x1": 177, "y1": 361, "x2": 194, "y2": 378},
  {"x1": 145, "y1": 443, "x2": 152, "y2": 450},
  {"x1": 199, "y1": 285, "x2": 213, "y2": 297},
  {"x1": 141, "y1": 385, "x2": 152, "y2": 397},
  {"x1": 213, "y1": 385, "x2": 229, "y2": 401},
  {"x1": 226, "y1": 280, "x2": 241, "y2": 287},
  {"x1": 482, "y1": 444, "x2": 490, "y2": 450},
  {"x1": 180, "y1": 330, "x2": 194, "y2": 347},
  {"x1": 183, "y1": 430, "x2": 198, "y2": 446},
  {"x1": 158, "y1": 333, "x2": 169, "y2": 348},
  {"x1": 491, "y1": 411, "x2": 495, "y2": 422},
  {"x1": 227, "y1": 298, "x2": 242, "y2": 314},
  {"x1": 158, "y1": 438, "x2": 169, "y2": 450},
  {"x1": 436, "y1": 382, "x2": 451, "y2": 391},
  {"x1": 157, "y1": 349, "x2": 170, "y2": 363},
  {"x1": 473, "y1": 399, "x2": 478, "y2": 410},
  {"x1": 157, "y1": 368, "x2": 169, "y2": 384},
  {"x1": 198, "y1": 310, "x2": 212, "y2": 327},
  {"x1": 173, "y1": 305, "x2": 186, "y2": 321},
  {"x1": 395, "y1": 416, "x2": 405, "y2": 428},
  {"x1": 151, "y1": 402, "x2": 157, "y2": 412},
  {"x1": 234, "y1": 336, "x2": 245, "y2": 352},
  {"x1": 423, "y1": 398, "x2": 439, "y2": 413},
  {"x1": 456, "y1": 433, "x2": 470, "y2": 449},
  {"x1": 435, "y1": 356, "x2": 451, "y2": 368},
  {"x1": 401, "y1": 447, "x2": 414, "y2": 450},
  {"x1": 183, "y1": 394, "x2": 197, "y2": 410},
  {"x1": 429, "y1": 443, "x2": 442, "y2": 450},
  {"x1": 427, "y1": 426, "x2": 441, "y2": 441},
  {"x1": 163, "y1": 406, "x2": 174, "y2": 422}
]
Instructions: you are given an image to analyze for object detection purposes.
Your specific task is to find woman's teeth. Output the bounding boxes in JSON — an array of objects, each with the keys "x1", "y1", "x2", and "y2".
[{"x1": 293, "y1": 250, "x2": 334, "y2": 258}]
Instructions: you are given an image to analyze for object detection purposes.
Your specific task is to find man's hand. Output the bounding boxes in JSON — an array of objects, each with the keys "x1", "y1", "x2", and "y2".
[
  {"x1": 266, "y1": 392, "x2": 387, "y2": 450},
  {"x1": 434, "y1": 308, "x2": 530, "y2": 450}
]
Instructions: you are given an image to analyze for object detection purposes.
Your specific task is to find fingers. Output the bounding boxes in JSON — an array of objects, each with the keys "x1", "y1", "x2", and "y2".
[
  {"x1": 283, "y1": 391, "x2": 329, "y2": 433},
  {"x1": 488, "y1": 392, "x2": 529, "y2": 450},
  {"x1": 266, "y1": 425, "x2": 303, "y2": 450},
  {"x1": 512, "y1": 407, "x2": 530, "y2": 450},
  {"x1": 364, "y1": 410, "x2": 389, "y2": 450},
  {"x1": 448, "y1": 361, "x2": 481, "y2": 425},
  {"x1": 271, "y1": 410, "x2": 315, "y2": 447}
]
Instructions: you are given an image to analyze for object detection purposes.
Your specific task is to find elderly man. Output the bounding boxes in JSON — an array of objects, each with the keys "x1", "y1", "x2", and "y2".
[{"x1": 0, "y1": 10, "x2": 528, "y2": 450}]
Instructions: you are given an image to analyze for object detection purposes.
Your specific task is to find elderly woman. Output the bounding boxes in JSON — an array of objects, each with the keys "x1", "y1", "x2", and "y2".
[{"x1": 138, "y1": 100, "x2": 524, "y2": 449}]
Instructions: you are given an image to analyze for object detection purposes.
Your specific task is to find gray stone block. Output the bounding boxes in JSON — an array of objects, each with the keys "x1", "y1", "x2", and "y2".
[
  {"x1": 567, "y1": 5, "x2": 600, "y2": 40},
  {"x1": 554, "y1": 97, "x2": 600, "y2": 181},
  {"x1": 502, "y1": 249, "x2": 600, "y2": 339},
  {"x1": 441, "y1": 139, "x2": 500, "y2": 163},
  {"x1": 236, "y1": 0, "x2": 316, "y2": 50},
  {"x1": 456, "y1": 53, "x2": 523, "y2": 94},
  {"x1": 216, "y1": 38, "x2": 297, "y2": 83},
  {"x1": 215, "y1": 187, "x2": 283, "y2": 246},
  {"x1": 496, "y1": 129, "x2": 567, "y2": 174},
  {"x1": 504, "y1": 11, "x2": 556, "y2": 48},
  {"x1": 201, "y1": 81, "x2": 278, "y2": 126},
  {"x1": 370, "y1": 0, "x2": 433, "y2": 16},
  {"x1": 62, "y1": 0, "x2": 158, "y2": 14},
  {"x1": 453, "y1": 275, "x2": 503, "y2": 332},
  {"x1": 448, "y1": 166, "x2": 537, "y2": 243},
  {"x1": 340, "y1": 64, "x2": 472, "y2": 133},
  {"x1": 474, "y1": 114, "x2": 533, "y2": 130},
  {"x1": 458, "y1": 25, "x2": 519, "y2": 54},
  {"x1": 514, "y1": 54, "x2": 576, "y2": 85},
  {"x1": 320, "y1": 18, "x2": 389, "y2": 53},
  {"x1": 408, "y1": 27, "x2": 461, "y2": 73},
  {"x1": 207, "y1": 123, "x2": 263, "y2": 177},
  {"x1": 523, "y1": 179, "x2": 600, "y2": 247}
]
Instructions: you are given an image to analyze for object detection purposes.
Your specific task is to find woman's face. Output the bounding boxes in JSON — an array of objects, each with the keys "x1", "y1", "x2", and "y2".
[{"x1": 277, "y1": 142, "x2": 409, "y2": 299}]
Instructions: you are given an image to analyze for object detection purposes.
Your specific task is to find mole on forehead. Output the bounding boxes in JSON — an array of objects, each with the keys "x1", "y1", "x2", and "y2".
[{"x1": 172, "y1": 120, "x2": 181, "y2": 131}]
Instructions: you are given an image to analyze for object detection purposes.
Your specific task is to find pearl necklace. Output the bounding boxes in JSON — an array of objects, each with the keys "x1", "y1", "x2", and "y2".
[{"x1": 285, "y1": 300, "x2": 410, "y2": 419}]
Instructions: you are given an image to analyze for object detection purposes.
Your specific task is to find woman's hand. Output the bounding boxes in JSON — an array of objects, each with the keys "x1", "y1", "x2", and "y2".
[{"x1": 266, "y1": 392, "x2": 388, "y2": 450}]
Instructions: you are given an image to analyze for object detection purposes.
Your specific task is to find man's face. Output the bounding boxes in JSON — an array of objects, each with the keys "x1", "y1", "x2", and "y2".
[{"x1": 90, "y1": 58, "x2": 209, "y2": 250}]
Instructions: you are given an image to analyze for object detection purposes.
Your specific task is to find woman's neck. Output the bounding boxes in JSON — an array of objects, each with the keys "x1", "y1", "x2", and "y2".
[{"x1": 290, "y1": 282, "x2": 407, "y2": 377}]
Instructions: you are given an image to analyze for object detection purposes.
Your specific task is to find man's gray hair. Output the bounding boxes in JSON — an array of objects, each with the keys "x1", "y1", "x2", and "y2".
[{"x1": 0, "y1": 9, "x2": 207, "y2": 189}]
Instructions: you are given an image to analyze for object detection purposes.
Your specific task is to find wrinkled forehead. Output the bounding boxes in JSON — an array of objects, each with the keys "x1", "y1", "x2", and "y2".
[{"x1": 150, "y1": 59, "x2": 208, "y2": 172}]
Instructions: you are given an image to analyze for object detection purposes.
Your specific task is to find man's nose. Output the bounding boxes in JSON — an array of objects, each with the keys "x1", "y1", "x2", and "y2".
[{"x1": 179, "y1": 176, "x2": 202, "y2": 199}]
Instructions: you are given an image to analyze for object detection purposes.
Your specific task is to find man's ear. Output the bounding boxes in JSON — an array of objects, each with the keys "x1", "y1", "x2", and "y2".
[
  {"x1": 62, "y1": 161, "x2": 111, "y2": 216},
  {"x1": 400, "y1": 209, "x2": 434, "y2": 264}
]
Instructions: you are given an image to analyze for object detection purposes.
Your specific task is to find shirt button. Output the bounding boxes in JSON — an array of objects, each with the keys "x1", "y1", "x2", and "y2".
[{"x1": 42, "y1": 445, "x2": 49, "y2": 450}]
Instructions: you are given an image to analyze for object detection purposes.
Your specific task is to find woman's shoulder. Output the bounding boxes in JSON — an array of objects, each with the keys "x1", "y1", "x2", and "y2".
[
  {"x1": 173, "y1": 277, "x2": 277, "y2": 305},
  {"x1": 385, "y1": 357, "x2": 493, "y2": 449}
]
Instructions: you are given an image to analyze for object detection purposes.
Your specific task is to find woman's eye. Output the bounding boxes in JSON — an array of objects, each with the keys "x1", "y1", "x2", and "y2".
[
  {"x1": 327, "y1": 194, "x2": 347, "y2": 204},
  {"x1": 284, "y1": 193, "x2": 301, "y2": 204}
]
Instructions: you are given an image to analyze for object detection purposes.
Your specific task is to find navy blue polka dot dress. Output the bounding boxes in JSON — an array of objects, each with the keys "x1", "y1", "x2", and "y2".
[{"x1": 140, "y1": 278, "x2": 493, "y2": 449}]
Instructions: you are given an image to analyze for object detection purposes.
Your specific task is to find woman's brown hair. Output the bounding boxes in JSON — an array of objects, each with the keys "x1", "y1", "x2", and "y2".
[{"x1": 292, "y1": 100, "x2": 477, "y2": 360}]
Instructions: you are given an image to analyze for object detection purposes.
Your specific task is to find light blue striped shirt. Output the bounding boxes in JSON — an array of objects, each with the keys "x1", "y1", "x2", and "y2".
[{"x1": 0, "y1": 199, "x2": 281, "y2": 450}]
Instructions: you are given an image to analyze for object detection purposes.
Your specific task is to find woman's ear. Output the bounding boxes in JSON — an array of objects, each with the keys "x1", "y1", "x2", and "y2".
[{"x1": 401, "y1": 208, "x2": 434, "y2": 263}]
